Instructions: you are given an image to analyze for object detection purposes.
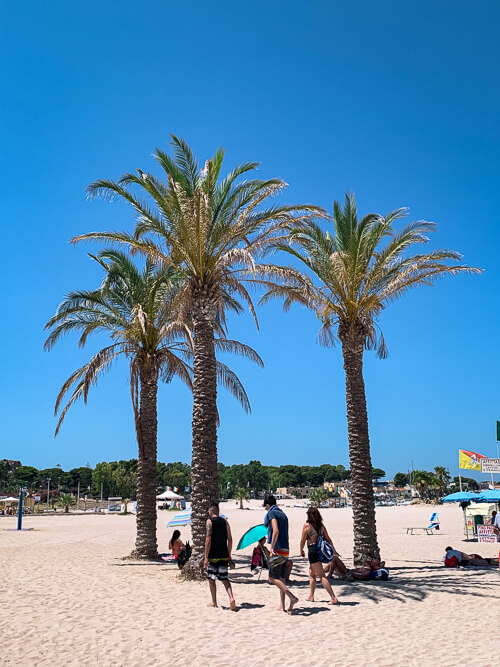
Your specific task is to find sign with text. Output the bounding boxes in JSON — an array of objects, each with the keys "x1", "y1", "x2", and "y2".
[
  {"x1": 477, "y1": 525, "x2": 497, "y2": 543},
  {"x1": 481, "y1": 458, "x2": 500, "y2": 473}
]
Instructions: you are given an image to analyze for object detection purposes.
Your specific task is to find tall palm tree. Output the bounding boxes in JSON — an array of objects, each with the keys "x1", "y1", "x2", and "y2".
[
  {"x1": 262, "y1": 193, "x2": 479, "y2": 565},
  {"x1": 45, "y1": 250, "x2": 257, "y2": 559},
  {"x1": 72, "y1": 136, "x2": 320, "y2": 570},
  {"x1": 45, "y1": 250, "x2": 194, "y2": 558}
]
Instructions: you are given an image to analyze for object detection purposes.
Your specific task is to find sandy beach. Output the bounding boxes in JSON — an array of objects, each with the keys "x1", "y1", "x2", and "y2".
[{"x1": 1, "y1": 502, "x2": 499, "y2": 667}]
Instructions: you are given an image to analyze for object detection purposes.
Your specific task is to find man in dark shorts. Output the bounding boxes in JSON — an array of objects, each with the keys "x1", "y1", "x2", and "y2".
[
  {"x1": 263, "y1": 495, "x2": 298, "y2": 613},
  {"x1": 204, "y1": 503, "x2": 236, "y2": 610}
]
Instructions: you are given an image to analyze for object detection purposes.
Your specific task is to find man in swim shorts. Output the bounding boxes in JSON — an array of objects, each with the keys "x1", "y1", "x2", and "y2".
[{"x1": 204, "y1": 503, "x2": 236, "y2": 610}]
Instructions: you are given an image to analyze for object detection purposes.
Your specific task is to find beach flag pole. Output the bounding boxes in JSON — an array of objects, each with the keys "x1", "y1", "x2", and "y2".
[
  {"x1": 17, "y1": 486, "x2": 24, "y2": 530},
  {"x1": 496, "y1": 421, "x2": 500, "y2": 484}
]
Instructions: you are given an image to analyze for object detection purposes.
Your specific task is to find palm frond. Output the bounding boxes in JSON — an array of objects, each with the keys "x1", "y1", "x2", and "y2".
[
  {"x1": 214, "y1": 339, "x2": 264, "y2": 367},
  {"x1": 216, "y1": 362, "x2": 251, "y2": 413}
]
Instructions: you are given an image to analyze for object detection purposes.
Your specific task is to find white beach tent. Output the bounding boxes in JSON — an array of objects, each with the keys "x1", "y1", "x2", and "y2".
[
  {"x1": 156, "y1": 489, "x2": 184, "y2": 500},
  {"x1": 0, "y1": 497, "x2": 20, "y2": 503}
]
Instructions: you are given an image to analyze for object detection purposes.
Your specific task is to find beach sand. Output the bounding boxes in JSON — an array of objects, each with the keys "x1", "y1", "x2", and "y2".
[{"x1": 1, "y1": 502, "x2": 499, "y2": 667}]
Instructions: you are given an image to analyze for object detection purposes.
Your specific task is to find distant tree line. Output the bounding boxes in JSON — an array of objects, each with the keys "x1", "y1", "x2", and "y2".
[
  {"x1": 392, "y1": 466, "x2": 478, "y2": 499},
  {"x1": 0, "y1": 459, "x2": 386, "y2": 499}
]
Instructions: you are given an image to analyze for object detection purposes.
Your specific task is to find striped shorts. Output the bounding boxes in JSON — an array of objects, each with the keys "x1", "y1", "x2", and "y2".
[{"x1": 207, "y1": 561, "x2": 228, "y2": 581}]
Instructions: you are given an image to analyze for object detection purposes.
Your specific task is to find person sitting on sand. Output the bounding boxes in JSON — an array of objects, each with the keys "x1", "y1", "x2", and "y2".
[
  {"x1": 299, "y1": 507, "x2": 340, "y2": 605},
  {"x1": 251, "y1": 536, "x2": 294, "y2": 582},
  {"x1": 169, "y1": 529, "x2": 185, "y2": 558},
  {"x1": 264, "y1": 494, "x2": 298, "y2": 614},
  {"x1": 323, "y1": 553, "x2": 351, "y2": 580},
  {"x1": 251, "y1": 537, "x2": 270, "y2": 571},
  {"x1": 204, "y1": 503, "x2": 236, "y2": 611}
]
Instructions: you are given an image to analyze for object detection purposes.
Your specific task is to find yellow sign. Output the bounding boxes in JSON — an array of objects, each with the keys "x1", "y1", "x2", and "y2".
[{"x1": 459, "y1": 449, "x2": 486, "y2": 471}]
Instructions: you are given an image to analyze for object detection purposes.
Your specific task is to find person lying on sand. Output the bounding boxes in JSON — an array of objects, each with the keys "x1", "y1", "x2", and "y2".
[
  {"x1": 350, "y1": 558, "x2": 389, "y2": 581},
  {"x1": 444, "y1": 546, "x2": 498, "y2": 567}
]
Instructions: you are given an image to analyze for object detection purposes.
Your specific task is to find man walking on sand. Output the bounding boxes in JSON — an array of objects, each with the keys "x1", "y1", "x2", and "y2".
[
  {"x1": 263, "y1": 494, "x2": 298, "y2": 614},
  {"x1": 204, "y1": 503, "x2": 237, "y2": 611}
]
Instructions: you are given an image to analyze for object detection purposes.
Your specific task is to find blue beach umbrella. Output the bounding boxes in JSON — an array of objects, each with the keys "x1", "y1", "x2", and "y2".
[
  {"x1": 236, "y1": 524, "x2": 268, "y2": 550},
  {"x1": 167, "y1": 509, "x2": 192, "y2": 527},
  {"x1": 166, "y1": 508, "x2": 227, "y2": 527},
  {"x1": 441, "y1": 491, "x2": 480, "y2": 503},
  {"x1": 477, "y1": 489, "x2": 500, "y2": 502}
]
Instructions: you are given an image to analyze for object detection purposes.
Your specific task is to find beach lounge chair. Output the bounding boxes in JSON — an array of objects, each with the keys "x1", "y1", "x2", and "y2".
[{"x1": 405, "y1": 512, "x2": 440, "y2": 535}]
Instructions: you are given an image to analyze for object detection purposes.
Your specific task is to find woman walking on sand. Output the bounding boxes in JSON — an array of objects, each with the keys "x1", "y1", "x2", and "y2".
[{"x1": 300, "y1": 507, "x2": 340, "y2": 605}]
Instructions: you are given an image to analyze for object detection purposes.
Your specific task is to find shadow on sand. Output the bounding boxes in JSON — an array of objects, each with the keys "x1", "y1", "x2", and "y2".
[{"x1": 231, "y1": 556, "x2": 499, "y2": 605}]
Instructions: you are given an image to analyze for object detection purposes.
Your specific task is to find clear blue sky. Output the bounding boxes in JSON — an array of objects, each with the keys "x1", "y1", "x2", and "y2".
[{"x1": 1, "y1": 1, "x2": 499, "y2": 478}]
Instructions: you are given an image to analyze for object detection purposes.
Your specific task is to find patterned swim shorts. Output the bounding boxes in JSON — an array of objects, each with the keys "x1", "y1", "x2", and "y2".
[{"x1": 207, "y1": 561, "x2": 229, "y2": 581}]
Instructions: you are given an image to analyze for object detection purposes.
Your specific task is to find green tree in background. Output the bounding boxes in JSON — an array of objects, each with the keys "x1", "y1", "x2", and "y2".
[
  {"x1": 310, "y1": 488, "x2": 329, "y2": 507},
  {"x1": 233, "y1": 487, "x2": 249, "y2": 509},
  {"x1": 68, "y1": 467, "x2": 93, "y2": 491},
  {"x1": 12, "y1": 466, "x2": 39, "y2": 488},
  {"x1": 157, "y1": 461, "x2": 191, "y2": 492},
  {"x1": 433, "y1": 466, "x2": 451, "y2": 497},
  {"x1": 59, "y1": 493, "x2": 76, "y2": 513},
  {"x1": 412, "y1": 470, "x2": 435, "y2": 499},
  {"x1": 393, "y1": 473, "x2": 408, "y2": 487},
  {"x1": 451, "y1": 476, "x2": 479, "y2": 492}
]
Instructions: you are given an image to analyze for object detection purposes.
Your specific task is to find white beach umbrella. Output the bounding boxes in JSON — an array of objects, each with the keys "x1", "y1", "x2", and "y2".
[{"x1": 156, "y1": 490, "x2": 184, "y2": 500}]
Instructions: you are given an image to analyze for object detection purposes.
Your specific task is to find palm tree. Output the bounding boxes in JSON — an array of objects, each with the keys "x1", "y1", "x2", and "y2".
[
  {"x1": 45, "y1": 250, "x2": 259, "y2": 560},
  {"x1": 433, "y1": 466, "x2": 450, "y2": 497},
  {"x1": 412, "y1": 470, "x2": 435, "y2": 500},
  {"x1": 72, "y1": 136, "x2": 320, "y2": 571},
  {"x1": 262, "y1": 193, "x2": 479, "y2": 565},
  {"x1": 45, "y1": 250, "x2": 195, "y2": 558},
  {"x1": 233, "y1": 487, "x2": 249, "y2": 509},
  {"x1": 58, "y1": 493, "x2": 76, "y2": 513},
  {"x1": 310, "y1": 487, "x2": 329, "y2": 507}
]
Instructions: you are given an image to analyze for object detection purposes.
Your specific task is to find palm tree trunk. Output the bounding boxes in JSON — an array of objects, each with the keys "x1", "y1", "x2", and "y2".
[
  {"x1": 341, "y1": 335, "x2": 380, "y2": 566},
  {"x1": 185, "y1": 292, "x2": 219, "y2": 576},
  {"x1": 132, "y1": 363, "x2": 159, "y2": 559}
]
